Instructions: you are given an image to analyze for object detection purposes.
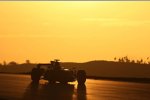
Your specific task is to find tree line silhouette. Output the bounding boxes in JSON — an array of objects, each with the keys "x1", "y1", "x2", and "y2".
[
  {"x1": 114, "y1": 56, "x2": 150, "y2": 64},
  {"x1": 0, "y1": 60, "x2": 31, "y2": 67},
  {"x1": 1, "y1": 57, "x2": 150, "y2": 67}
]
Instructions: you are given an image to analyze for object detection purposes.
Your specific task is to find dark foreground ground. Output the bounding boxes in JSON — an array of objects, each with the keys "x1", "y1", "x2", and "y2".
[{"x1": 0, "y1": 74, "x2": 150, "y2": 100}]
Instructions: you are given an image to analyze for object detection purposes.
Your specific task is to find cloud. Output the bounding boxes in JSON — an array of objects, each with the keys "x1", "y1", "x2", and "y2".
[
  {"x1": 81, "y1": 18, "x2": 150, "y2": 26},
  {"x1": 0, "y1": 34, "x2": 51, "y2": 38},
  {"x1": 82, "y1": 18, "x2": 121, "y2": 22}
]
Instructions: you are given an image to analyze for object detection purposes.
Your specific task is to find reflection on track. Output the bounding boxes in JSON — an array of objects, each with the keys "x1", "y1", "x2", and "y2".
[
  {"x1": 1, "y1": 74, "x2": 150, "y2": 100},
  {"x1": 77, "y1": 84, "x2": 87, "y2": 100},
  {"x1": 23, "y1": 82, "x2": 86, "y2": 100}
]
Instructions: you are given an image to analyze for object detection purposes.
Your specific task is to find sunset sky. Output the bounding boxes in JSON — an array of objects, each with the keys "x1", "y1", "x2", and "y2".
[{"x1": 0, "y1": 1, "x2": 150, "y2": 63}]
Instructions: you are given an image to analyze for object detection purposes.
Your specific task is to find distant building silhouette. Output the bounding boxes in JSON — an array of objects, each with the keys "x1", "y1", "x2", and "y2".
[
  {"x1": 26, "y1": 60, "x2": 31, "y2": 64},
  {"x1": 3, "y1": 61, "x2": 7, "y2": 66}
]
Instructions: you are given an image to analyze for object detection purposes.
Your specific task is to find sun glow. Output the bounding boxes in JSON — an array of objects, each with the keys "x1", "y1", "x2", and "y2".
[{"x1": 0, "y1": 1, "x2": 150, "y2": 63}]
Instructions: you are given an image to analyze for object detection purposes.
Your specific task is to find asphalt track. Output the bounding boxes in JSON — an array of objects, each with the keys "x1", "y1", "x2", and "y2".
[{"x1": 0, "y1": 74, "x2": 150, "y2": 100}]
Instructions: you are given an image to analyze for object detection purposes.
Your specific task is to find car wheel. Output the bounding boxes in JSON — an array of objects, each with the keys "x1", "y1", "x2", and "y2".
[{"x1": 77, "y1": 70, "x2": 86, "y2": 84}]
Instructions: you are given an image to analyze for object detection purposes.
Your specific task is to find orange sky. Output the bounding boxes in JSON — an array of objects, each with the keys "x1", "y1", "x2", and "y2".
[{"x1": 0, "y1": 1, "x2": 150, "y2": 63}]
